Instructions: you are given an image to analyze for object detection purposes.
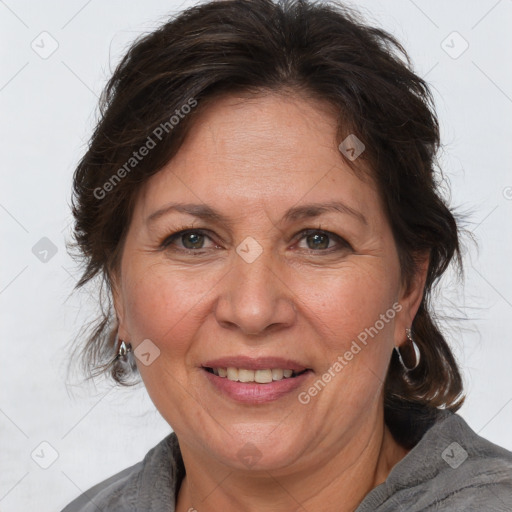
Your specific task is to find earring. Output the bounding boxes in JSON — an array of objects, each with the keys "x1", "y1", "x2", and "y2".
[
  {"x1": 116, "y1": 337, "x2": 132, "y2": 362},
  {"x1": 395, "y1": 328, "x2": 420, "y2": 371}
]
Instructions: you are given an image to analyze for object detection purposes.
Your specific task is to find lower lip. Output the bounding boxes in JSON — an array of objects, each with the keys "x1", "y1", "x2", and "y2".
[{"x1": 202, "y1": 369, "x2": 312, "y2": 404}]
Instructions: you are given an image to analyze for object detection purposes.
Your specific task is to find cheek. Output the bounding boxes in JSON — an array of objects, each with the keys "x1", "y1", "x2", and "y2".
[
  {"x1": 122, "y1": 263, "x2": 215, "y2": 350},
  {"x1": 300, "y1": 276, "x2": 399, "y2": 413},
  {"x1": 295, "y1": 263, "x2": 399, "y2": 364}
]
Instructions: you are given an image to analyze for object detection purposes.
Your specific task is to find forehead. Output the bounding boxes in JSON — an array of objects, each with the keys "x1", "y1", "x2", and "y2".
[{"x1": 135, "y1": 93, "x2": 380, "y2": 222}]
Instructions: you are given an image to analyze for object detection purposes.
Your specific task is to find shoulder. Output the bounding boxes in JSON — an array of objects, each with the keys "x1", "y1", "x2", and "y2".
[
  {"x1": 425, "y1": 412, "x2": 512, "y2": 510},
  {"x1": 359, "y1": 411, "x2": 512, "y2": 511},
  {"x1": 401, "y1": 412, "x2": 512, "y2": 510},
  {"x1": 60, "y1": 431, "x2": 182, "y2": 512},
  {"x1": 60, "y1": 461, "x2": 143, "y2": 512}
]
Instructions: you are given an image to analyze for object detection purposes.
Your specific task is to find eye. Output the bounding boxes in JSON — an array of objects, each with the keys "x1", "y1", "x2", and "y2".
[
  {"x1": 160, "y1": 229, "x2": 217, "y2": 252},
  {"x1": 159, "y1": 227, "x2": 351, "y2": 255},
  {"x1": 295, "y1": 229, "x2": 352, "y2": 252}
]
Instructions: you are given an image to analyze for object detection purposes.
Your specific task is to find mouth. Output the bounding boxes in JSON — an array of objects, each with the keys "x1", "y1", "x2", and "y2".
[
  {"x1": 202, "y1": 367, "x2": 309, "y2": 383},
  {"x1": 200, "y1": 357, "x2": 313, "y2": 404}
]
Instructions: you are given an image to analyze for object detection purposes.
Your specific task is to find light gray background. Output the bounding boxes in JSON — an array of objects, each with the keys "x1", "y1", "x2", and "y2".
[{"x1": 1, "y1": 0, "x2": 511, "y2": 510}]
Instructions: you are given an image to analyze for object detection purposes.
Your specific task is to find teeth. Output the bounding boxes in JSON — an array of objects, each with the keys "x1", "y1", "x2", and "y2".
[
  {"x1": 227, "y1": 367, "x2": 239, "y2": 381},
  {"x1": 238, "y1": 369, "x2": 254, "y2": 382},
  {"x1": 255, "y1": 369, "x2": 273, "y2": 383},
  {"x1": 211, "y1": 367, "x2": 302, "y2": 383},
  {"x1": 271, "y1": 368, "x2": 284, "y2": 380}
]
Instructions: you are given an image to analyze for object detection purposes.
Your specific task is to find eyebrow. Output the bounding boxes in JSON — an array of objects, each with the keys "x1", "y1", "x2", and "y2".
[
  {"x1": 283, "y1": 201, "x2": 367, "y2": 226},
  {"x1": 146, "y1": 200, "x2": 367, "y2": 227}
]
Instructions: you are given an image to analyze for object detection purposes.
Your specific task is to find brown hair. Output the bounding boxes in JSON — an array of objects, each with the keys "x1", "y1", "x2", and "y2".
[{"x1": 68, "y1": 0, "x2": 464, "y2": 447}]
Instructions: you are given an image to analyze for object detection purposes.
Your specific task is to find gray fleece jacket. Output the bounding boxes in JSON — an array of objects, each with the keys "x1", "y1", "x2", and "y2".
[{"x1": 61, "y1": 411, "x2": 512, "y2": 511}]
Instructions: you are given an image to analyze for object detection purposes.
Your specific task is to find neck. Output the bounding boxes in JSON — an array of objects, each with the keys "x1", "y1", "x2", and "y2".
[{"x1": 175, "y1": 411, "x2": 409, "y2": 512}]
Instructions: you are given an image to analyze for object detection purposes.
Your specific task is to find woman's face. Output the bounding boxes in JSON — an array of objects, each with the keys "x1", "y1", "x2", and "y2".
[{"x1": 113, "y1": 93, "x2": 424, "y2": 472}]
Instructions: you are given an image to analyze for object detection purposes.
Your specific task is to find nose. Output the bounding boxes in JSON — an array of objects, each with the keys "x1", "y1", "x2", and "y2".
[{"x1": 214, "y1": 249, "x2": 297, "y2": 336}]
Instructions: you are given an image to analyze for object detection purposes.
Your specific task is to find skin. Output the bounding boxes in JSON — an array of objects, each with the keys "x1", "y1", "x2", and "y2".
[{"x1": 112, "y1": 92, "x2": 428, "y2": 512}]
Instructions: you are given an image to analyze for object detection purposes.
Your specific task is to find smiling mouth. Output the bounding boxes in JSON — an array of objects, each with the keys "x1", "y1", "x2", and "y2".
[{"x1": 203, "y1": 367, "x2": 310, "y2": 383}]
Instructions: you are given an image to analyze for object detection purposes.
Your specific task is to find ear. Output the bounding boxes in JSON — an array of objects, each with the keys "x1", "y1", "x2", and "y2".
[
  {"x1": 394, "y1": 251, "x2": 430, "y2": 347},
  {"x1": 111, "y1": 271, "x2": 129, "y2": 341}
]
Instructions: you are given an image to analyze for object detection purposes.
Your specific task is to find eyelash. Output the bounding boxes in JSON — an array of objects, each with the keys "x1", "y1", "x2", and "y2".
[{"x1": 159, "y1": 226, "x2": 353, "y2": 255}]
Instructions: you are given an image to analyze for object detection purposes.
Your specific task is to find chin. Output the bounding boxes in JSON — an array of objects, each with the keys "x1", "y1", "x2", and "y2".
[{"x1": 205, "y1": 425, "x2": 310, "y2": 472}]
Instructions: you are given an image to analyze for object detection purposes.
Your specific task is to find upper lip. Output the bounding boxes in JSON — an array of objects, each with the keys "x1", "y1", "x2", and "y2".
[{"x1": 202, "y1": 356, "x2": 309, "y2": 372}]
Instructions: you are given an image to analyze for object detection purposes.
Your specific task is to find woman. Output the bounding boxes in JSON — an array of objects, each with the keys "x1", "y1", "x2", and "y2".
[{"x1": 62, "y1": 0, "x2": 512, "y2": 510}]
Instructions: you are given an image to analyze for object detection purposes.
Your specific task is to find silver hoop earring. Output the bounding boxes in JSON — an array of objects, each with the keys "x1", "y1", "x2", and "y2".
[
  {"x1": 116, "y1": 338, "x2": 132, "y2": 362},
  {"x1": 395, "y1": 328, "x2": 420, "y2": 371}
]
